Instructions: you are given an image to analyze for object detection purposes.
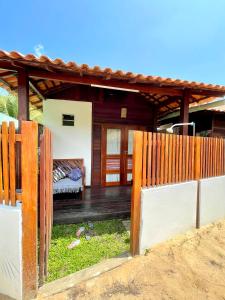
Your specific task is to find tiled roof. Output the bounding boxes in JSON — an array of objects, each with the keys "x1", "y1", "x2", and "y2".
[
  {"x1": 1, "y1": 50, "x2": 225, "y2": 92},
  {"x1": 0, "y1": 50, "x2": 225, "y2": 114}
]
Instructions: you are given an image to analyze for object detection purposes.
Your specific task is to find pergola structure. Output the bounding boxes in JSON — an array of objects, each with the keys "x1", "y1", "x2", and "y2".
[{"x1": 1, "y1": 50, "x2": 225, "y2": 134}]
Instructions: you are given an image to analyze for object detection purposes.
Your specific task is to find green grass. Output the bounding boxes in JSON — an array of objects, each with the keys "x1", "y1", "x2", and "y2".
[{"x1": 47, "y1": 219, "x2": 130, "y2": 282}]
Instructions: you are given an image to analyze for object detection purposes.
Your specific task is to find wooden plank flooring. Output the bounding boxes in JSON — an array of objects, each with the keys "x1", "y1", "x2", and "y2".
[{"x1": 53, "y1": 186, "x2": 131, "y2": 224}]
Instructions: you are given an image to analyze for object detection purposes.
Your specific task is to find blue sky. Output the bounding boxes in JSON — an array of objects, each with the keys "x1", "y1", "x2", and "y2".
[{"x1": 1, "y1": 0, "x2": 225, "y2": 85}]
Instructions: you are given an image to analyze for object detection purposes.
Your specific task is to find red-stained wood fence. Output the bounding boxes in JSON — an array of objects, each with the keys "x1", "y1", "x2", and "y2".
[
  {"x1": 130, "y1": 131, "x2": 225, "y2": 256},
  {"x1": 0, "y1": 121, "x2": 53, "y2": 297},
  {"x1": 39, "y1": 127, "x2": 53, "y2": 285},
  {"x1": 0, "y1": 121, "x2": 38, "y2": 300}
]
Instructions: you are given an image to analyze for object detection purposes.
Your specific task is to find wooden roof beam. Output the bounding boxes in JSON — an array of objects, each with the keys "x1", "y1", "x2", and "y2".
[
  {"x1": 28, "y1": 68, "x2": 184, "y2": 97},
  {"x1": 0, "y1": 70, "x2": 17, "y2": 78}
]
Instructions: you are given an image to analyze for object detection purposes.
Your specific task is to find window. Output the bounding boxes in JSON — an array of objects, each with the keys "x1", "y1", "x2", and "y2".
[{"x1": 62, "y1": 114, "x2": 74, "y2": 126}]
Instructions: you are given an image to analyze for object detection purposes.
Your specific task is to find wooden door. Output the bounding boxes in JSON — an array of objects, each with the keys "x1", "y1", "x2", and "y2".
[{"x1": 101, "y1": 124, "x2": 143, "y2": 186}]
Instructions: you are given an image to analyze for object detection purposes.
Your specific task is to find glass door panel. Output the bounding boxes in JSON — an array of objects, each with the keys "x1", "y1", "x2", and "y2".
[
  {"x1": 106, "y1": 129, "x2": 121, "y2": 155},
  {"x1": 126, "y1": 130, "x2": 134, "y2": 184},
  {"x1": 128, "y1": 130, "x2": 134, "y2": 155}
]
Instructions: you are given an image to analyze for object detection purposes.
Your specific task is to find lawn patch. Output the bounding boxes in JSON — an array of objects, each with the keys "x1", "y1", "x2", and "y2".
[{"x1": 47, "y1": 219, "x2": 130, "y2": 282}]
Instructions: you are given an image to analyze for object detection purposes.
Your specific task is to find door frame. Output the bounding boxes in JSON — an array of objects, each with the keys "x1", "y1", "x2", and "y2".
[{"x1": 101, "y1": 123, "x2": 145, "y2": 187}]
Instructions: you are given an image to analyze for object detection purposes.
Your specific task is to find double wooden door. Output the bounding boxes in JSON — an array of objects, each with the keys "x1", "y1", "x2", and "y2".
[{"x1": 101, "y1": 124, "x2": 144, "y2": 186}]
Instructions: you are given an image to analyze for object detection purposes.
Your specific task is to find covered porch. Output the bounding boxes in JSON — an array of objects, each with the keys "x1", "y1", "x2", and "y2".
[
  {"x1": 54, "y1": 185, "x2": 131, "y2": 224},
  {"x1": 1, "y1": 50, "x2": 225, "y2": 222}
]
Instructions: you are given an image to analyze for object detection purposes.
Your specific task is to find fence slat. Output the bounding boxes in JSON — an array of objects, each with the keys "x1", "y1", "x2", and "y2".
[
  {"x1": 172, "y1": 135, "x2": 176, "y2": 183},
  {"x1": 130, "y1": 131, "x2": 143, "y2": 256},
  {"x1": 152, "y1": 133, "x2": 156, "y2": 186},
  {"x1": 137, "y1": 131, "x2": 225, "y2": 188},
  {"x1": 175, "y1": 134, "x2": 179, "y2": 182},
  {"x1": 142, "y1": 132, "x2": 147, "y2": 187},
  {"x1": 147, "y1": 132, "x2": 152, "y2": 187},
  {"x1": 156, "y1": 134, "x2": 161, "y2": 185},
  {"x1": 21, "y1": 121, "x2": 38, "y2": 299},
  {"x1": 9, "y1": 122, "x2": 16, "y2": 206},
  {"x1": 178, "y1": 135, "x2": 183, "y2": 182},
  {"x1": 164, "y1": 134, "x2": 169, "y2": 184},
  {"x1": 160, "y1": 133, "x2": 165, "y2": 184},
  {"x1": 168, "y1": 134, "x2": 173, "y2": 183},
  {"x1": 2, "y1": 122, "x2": 9, "y2": 204},
  {"x1": 0, "y1": 129, "x2": 3, "y2": 203}
]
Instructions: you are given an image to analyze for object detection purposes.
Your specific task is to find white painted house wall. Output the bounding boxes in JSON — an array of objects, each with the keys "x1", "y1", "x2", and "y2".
[
  {"x1": 199, "y1": 175, "x2": 225, "y2": 227},
  {"x1": 0, "y1": 204, "x2": 22, "y2": 300},
  {"x1": 139, "y1": 181, "x2": 198, "y2": 254},
  {"x1": 43, "y1": 100, "x2": 92, "y2": 185}
]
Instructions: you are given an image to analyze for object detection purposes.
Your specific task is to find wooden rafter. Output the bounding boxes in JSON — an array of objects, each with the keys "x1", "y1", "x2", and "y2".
[
  {"x1": 0, "y1": 77, "x2": 14, "y2": 91},
  {"x1": 141, "y1": 92, "x2": 177, "y2": 113},
  {"x1": 29, "y1": 79, "x2": 45, "y2": 101},
  {"x1": 44, "y1": 82, "x2": 73, "y2": 96},
  {"x1": 0, "y1": 70, "x2": 16, "y2": 78}
]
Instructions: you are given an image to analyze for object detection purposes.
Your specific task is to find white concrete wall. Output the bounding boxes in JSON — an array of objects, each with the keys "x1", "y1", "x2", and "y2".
[
  {"x1": 43, "y1": 100, "x2": 92, "y2": 185},
  {"x1": 199, "y1": 175, "x2": 225, "y2": 227},
  {"x1": 139, "y1": 181, "x2": 198, "y2": 254},
  {"x1": 0, "y1": 204, "x2": 22, "y2": 300}
]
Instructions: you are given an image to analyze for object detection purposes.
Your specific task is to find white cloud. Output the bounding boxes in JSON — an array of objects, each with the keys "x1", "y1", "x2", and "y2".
[{"x1": 34, "y1": 44, "x2": 44, "y2": 57}]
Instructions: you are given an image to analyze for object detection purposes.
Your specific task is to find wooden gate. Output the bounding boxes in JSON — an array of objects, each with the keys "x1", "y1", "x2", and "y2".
[
  {"x1": 0, "y1": 121, "x2": 38, "y2": 299},
  {"x1": 39, "y1": 127, "x2": 53, "y2": 285}
]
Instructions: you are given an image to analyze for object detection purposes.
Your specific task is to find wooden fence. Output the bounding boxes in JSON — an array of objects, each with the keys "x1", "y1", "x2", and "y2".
[
  {"x1": 0, "y1": 121, "x2": 38, "y2": 299},
  {"x1": 0, "y1": 122, "x2": 18, "y2": 206},
  {"x1": 140, "y1": 132, "x2": 225, "y2": 187},
  {"x1": 131, "y1": 131, "x2": 225, "y2": 256}
]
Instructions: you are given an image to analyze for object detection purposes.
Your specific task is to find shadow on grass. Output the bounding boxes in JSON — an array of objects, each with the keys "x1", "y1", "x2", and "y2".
[{"x1": 51, "y1": 219, "x2": 129, "y2": 240}]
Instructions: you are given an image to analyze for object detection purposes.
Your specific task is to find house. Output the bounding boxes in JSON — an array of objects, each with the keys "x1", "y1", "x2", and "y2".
[
  {"x1": 2, "y1": 50, "x2": 225, "y2": 299},
  {"x1": 159, "y1": 98, "x2": 225, "y2": 137},
  {"x1": 1, "y1": 50, "x2": 225, "y2": 222}
]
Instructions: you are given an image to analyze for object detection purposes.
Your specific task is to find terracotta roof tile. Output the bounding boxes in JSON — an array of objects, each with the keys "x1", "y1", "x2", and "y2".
[
  {"x1": 1, "y1": 50, "x2": 225, "y2": 92},
  {"x1": 1, "y1": 50, "x2": 225, "y2": 114}
]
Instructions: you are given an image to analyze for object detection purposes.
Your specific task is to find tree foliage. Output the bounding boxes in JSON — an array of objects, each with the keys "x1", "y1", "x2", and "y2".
[{"x1": 0, "y1": 94, "x2": 43, "y2": 123}]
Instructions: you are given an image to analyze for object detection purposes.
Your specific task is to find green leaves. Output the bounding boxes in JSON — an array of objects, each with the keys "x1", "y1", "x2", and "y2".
[{"x1": 0, "y1": 93, "x2": 43, "y2": 124}]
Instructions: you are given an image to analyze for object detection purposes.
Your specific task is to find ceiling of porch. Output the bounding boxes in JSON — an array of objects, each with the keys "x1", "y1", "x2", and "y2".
[{"x1": 0, "y1": 50, "x2": 225, "y2": 116}]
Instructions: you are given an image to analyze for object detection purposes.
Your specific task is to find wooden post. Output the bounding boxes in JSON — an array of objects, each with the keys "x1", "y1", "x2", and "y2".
[
  {"x1": 180, "y1": 90, "x2": 190, "y2": 135},
  {"x1": 21, "y1": 121, "x2": 38, "y2": 300},
  {"x1": 195, "y1": 136, "x2": 201, "y2": 229},
  {"x1": 130, "y1": 131, "x2": 143, "y2": 256},
  {"x1": 18, "y1": 69, "x2": 29, "y2": 121}
]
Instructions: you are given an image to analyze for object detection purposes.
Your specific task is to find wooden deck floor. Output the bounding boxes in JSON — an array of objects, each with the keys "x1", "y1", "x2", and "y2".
[{"x1": 53, "y1": 186, "x2": 131, "y2": 224}]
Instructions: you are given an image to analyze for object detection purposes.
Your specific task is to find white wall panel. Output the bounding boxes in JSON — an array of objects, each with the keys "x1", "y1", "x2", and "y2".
[{"x1": 43, "y1": 100, "x2": 92, "y2": 185}]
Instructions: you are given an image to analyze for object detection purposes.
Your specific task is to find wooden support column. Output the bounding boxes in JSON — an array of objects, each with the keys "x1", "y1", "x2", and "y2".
[
  {"x1": 180, "y1": 90, "x2": 190, "y2": 135},
  {"x1": 18, "y1": 69, "x2": 29, "y2": 120}
]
